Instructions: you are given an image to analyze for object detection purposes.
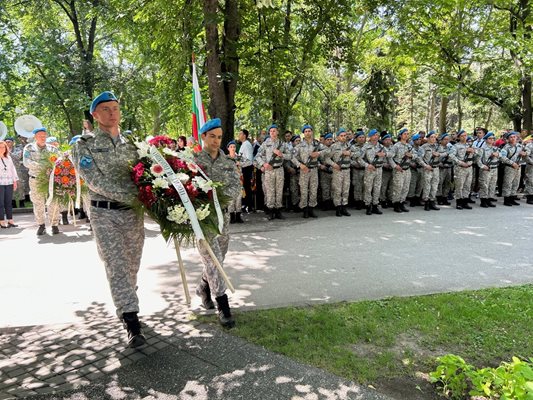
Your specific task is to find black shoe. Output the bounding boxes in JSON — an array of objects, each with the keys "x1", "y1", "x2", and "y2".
[
  {"x1": 37, "y1": 224, "x2": 46, "y2": 235},
  {"x1": 230, "y1": 212, "x2": 236, "y2": 224},
  {"x1": 341, "y1": 206, "x2": 351, "y2": 216},
  {"x1": 429, "y1": 201, "x2": 440, "y2": 210},
  {"x1": 336, "y1": 206, "x2": 342, "y2": 217},
  {"x1": 393, "y1": 202, "x2": 402, "y2": 213},
  {"x1": 235, "y1": 212, "x2": 244, "y2": 223},
  {"x1": 424, "y1": 201, "x2": 430, "y2": 211},
  {"x1": 456, "y1": 199, "x2": 463, "y2": 210},
  {"x1": 61, "y1": 211, "x2": 69, "y2": 225},
  {"x1": 489, "y1": 198, "x2": 497, "y2": 202},
  {"x1": 267, "y1": 210, "x2": 275, "y2": 220},
  {"x1": 441, "y1": 196, "x2": 451, "y2": 205},
  {"x1": 215, "y1": 294, "x2": 235, "y2": 328},
  {"x1": 503, "y1": 197, "x2": 513, "y2": 206},
  {"x1": 466, "y1": 197, "x2": 476, "y2": 204},
  {"x1": 410, "y1": 197, "x2": 418, "y2": 207},
  {"x1": 381, "y1": 200, "x2": 389, "y2": 209},
  {"x1": 196, "y1": 278, "x2": 215, "y2": 309},
  {"x1": 510, "y1": 197, "x2": 520, "y2": 206},
  {"x1": 308, "y1": 207, "x2": 318, "y2": 218},
  {"x1": 303, "y1": 207, "x2": 309, "y2": 218},
  {"x1": 122, "y1": 312, "x2": 146, "y2": 348},
  {"x1": 366, "y1": 205, "x2": 372, "y2": 215},
  {"x1": 487, "y1": 199, "x2": 496, "y2": 207},
  {"x1": 400, "y1": 202, "x2": 410, "y2": 212},
  {"x1": 354, "y1": 200, "x2": 363, "y2": 210},
  {"x1": 480, "y1": 198, "x2": 489, "y2": 208},
  {"x1": 52, "y1": 226, "x2": 60, "y2": 234},
  {"x1": 275, "y1": 209, "x2": 286, "y2": 220},
  {"x1": 436, "y1": 196, "x2": 443, "y2": 205},
  {"x1": 372, "y1": 205, "x2": 382, "y2": 215},
  {"x1": 527, "y1": 195, "x2": 533, "y2": 205},
  {"x1": 7, "y1": 222, "x2": 18, "y2": 228}
]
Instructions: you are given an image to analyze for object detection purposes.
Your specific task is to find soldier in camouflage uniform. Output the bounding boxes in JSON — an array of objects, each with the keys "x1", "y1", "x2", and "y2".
[
  {"x1": 523, "y1": 136, "x2": 533, "y2": 204},
  {"x1": 476, "y1": 132, "x2": 501, "y2": 208},
  {"x1": 357, "y1": 129, "x2": 387, "y2": 215},
  {"x1": 407, "y1": 134, "x2": 424, "y2": 207},
  {"x1": 388, "y1": 128, "x2": 415, "y2": 213},
  {"x1": 499, "y1": 132, "x2": 527, "y2": 206},
  {"x1": 194, "y1": 118, "x2": 241, "y2": 328},
  {"x1": 292, "y1": 125, "x2": 328, "y2": 218},
  {"x1": 23, "y1": 128, "x2": 61, "y2": 235},
  {"x1": 226, "y1": 140, "x2": 244, "y2": 223},
  {"x1": 72, "y1": 92, "x2": 146, "y2": 348},
  {"x1": 380, "y1": 133, "x2": 394, "y2": 208},
  {"x1": 450, "y1": 130, "x2": 476, "y2": 210},
  {"x1": 418, "y1": 131, "x2": 446, "y2": 211},
  {"x1": 254, "y1": 124, "x2": 292, "y2": 220},
  {"x1": 318, "y1": 133, "x2": 334, "y2": 210},
  {"x1": 286, "y1": 135, "x2": 301, "y2": 212},
  {"x1": 350, "y1": 131, "x2": 366, "y2": 209},
  {"x1": 326, "y1": 129, "x2": 351, "y2": 216},
  {"x1": 436, "y1": 133, "x2": 454, "y2": 205}
]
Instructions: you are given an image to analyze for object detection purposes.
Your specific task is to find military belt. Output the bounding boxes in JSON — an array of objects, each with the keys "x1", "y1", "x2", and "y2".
[{"x1": 91, "y1": 200, "x2": 131, "y2": 210}]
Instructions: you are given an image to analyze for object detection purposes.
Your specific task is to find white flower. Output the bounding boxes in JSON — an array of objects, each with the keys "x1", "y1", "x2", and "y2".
[
  {"x1": 192, "y1": 176, "x2": 213, "y2": 193},
  {"x1": 195, "y1": 204, "x2": 210, "y2": 221},
  {"x1": 174, "y1": 172, "x2": 190, "y2": 184},
  {"x1": 187, "y1": 162, "x2": 199, "y2": 173},
  {"x1": 152, "y1": 177, "x2": 169, "y2": 189},
  {"x1": 135, "y1": 141, "x2": 151, "y2": 158},
  {"x1": 163, "y1": 147, "x2": 180, "y2": 158},
  {"x1": 167, "y1": 205, "x2": 189, "y2": 224},
  {"x1": 150, "y1": 164, "x2": 165, "y2": 177}
]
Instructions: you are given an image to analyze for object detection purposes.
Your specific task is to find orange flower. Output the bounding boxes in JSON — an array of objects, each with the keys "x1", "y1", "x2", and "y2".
[
  {"x1": 80, "y1": 178, "x2": 84, "y2": 185},
  {"x1": 54, "y1": 167, "x2": 61, "y2": 175},
  {"x1": 69, "y1": 168, "x2": 76, "y2": 175},
  {"x1": 61, "y1": 176, "x2": 70, "y2": 184},
  {"x1": 62, "y1": 160, "x2": 71, "y2": 167},
  {"x1": 50, "y1": 155, "x2": 58, "y2": 163}
]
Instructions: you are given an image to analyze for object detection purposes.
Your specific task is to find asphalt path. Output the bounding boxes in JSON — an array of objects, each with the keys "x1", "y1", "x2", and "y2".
[{"x1": 1, "y1": 202, "x2": 532, "y2": 329}]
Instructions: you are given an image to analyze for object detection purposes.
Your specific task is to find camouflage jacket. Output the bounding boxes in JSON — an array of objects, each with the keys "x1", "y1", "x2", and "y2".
[
  {"x1": 195, "y1": 149, "x2": 241, "y2": 200},
  {"x1": 22, "y1": 142, "x2": 59, "y2": 177}
]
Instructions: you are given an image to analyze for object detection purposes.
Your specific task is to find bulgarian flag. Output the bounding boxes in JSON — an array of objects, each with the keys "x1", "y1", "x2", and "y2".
[{"x1": 191, "y1": 57, "x2": 207, "y2": 145}]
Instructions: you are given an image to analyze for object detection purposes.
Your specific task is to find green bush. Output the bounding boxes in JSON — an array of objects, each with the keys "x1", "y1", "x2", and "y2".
[{"x1": 430, "y1": 355, "x2": 533, "y2": 399}]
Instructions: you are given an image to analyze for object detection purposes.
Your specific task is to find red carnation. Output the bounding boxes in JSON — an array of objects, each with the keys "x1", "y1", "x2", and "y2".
[
  {"x1": 149, "y1": 135, "x2": 174, "y2": 148},
  {"x1": 185, "y1": 182, "x2": 199, "y2": 200},
  {"x1": 132, "y1": 162, "x2": 145, "y2": 184},
  {"x1": 138, "y1": 185, "x2": 157, "y2": 207}
]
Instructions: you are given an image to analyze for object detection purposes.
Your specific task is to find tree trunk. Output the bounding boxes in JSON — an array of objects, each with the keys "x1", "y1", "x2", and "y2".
[
  {"x1": 457, "y1": 88, "x2": 462, "y2": 132},
  {"x1": 522, "y1": 74, "x2": 532, "y2": 132},
  {"x1": 439, "y1": 96, "x2": 448, "y2": 134},
  {"x1": 485, "y1": 106, "x2": 493, "y2": 128},
  {"x1": 203, "y1": 0, "x2": 240, "y2": 145}
]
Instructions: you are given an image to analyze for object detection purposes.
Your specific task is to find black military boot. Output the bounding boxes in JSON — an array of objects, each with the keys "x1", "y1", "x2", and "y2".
[
  {"x1": 393, "y1": 202, "x2": 402, "y2": 213},
  {"x1": 61, "y1": 211, "x2": 69, "y2": 225},
  {"x1": 510, "y1": 196, "x2": 520, "y2": 206},
  {"x1": 122, "y1": 312, "x2": 146, "y2": 348},
  {"x1": 480, "y1": 198, "x2": 489, "y2": 208},
  {"x1": 354, "y1": 200, "x2": 363, "y2": 210},
  {"x1": 503, "y1": 197, "x2": 513, "y2": 206},
  {"x1": 400, "y1": 202, "x2": 410, "y2": 212},
  {"x1": 308, "y1": 207, "x2": 318, "y2": 218},
  {"x1": 267, "y1": 209, "x2": 276, "y2": 220},
  {"x1": 381, "y1": 200, "x2": 389, "y2": 209},
  {"x1": 275, "y1": 208, "x2": 286, "y2": 220},
  {"x1": 424, "y1": 200, "x2": 431, "y2": 211},
  {"x1": 52, "y1": 225, "x2": 60, "y2": 234},
  {"x1": 527, "y1": 195, "x2": 533, "y2": 204},
  {"x1": 462, "y1": 199, "x2": 472, "y2": 209},
  {"x1": 436, "y1": 196, "x2": 443, "y2": 205},
  {"x1": 366, "y1": 204, "x2": 372, "y2": 215},
  {"x1": 410, "y1": 197, "x2": 418, "y2": 207},
  {"x1": 230, "y1": 212, "x2": 236, "y2": 224},
  {"x1": 235, "y1": 212, "x2": 244, "y2": 223},
  {"x1": 215, "y1": 294, "x2": 235, "y2": 328},
  {"x1": 487, "y1": 198, "x2": 496, "y2": 207},
  {"x1": 336, "y1": 206, "x2": 342, "y2": 217},
  {"x1": 196, "y1": 278, "x2": 215, "y2": 309},
  {"x1": 36, "y1": 224, "x2": 46, "y2": 236},
  {"x1": 341, "y1": 206, "x2": 351, "y2": 216},
  {"x1": 429, "y1": 201, "x2": 440, "y2": 210},
  {"x1": 466, "y1": 196, "x2": 476, "y2": 204},
  {"x1": 372, "y1": 204, "x2": 383, "y2": 215},
  {"x1": 442, "y1": 196, "x2": 451, "y2": 205},
  {"x1": 456, "y1": 199, "x2": 463, "y2": 210},
  {"x1": 303, "y1": 207, "x2": 309, "y2": 218}
]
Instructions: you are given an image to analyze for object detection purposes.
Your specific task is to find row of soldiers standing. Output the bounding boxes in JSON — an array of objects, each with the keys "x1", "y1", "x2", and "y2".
[{"x1": 250, "y1": 125, "x2": 533, "y2": 219}]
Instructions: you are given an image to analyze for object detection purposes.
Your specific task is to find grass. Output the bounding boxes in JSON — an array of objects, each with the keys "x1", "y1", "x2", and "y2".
[{"x1": 202, "y1": 285, "x2": 533, "y2": 386}]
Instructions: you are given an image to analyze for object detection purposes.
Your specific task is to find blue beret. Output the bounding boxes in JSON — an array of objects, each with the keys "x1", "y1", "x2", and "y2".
[
  {"x1": 200, "y1": 118, "x2": 222, "y2": 134},
  {"x1": 399, "y1": 128, "x2": 408, "y2": 135},
  {"x1": 508, "y1": 131, "x2": 519, "y2": 138},
  {"x1": 368, "y1": 129, "x2": 378, "y2": 137},
  {"x1": 268, "y1": 124, "x2": 278, "y2": 132},
  {"x1": 411, "y1": 134, "x2": 421, "y2": 141},
  {"x1": 69, "y1": 135, "x2": 82, "y2": 146},
  {"x1": 290, "y1": 135, "x2": 300, "y2": 142},
  {"x1": 90, "y1": 91, "x2": 118, "y2": 114},
  {"x1": 354, "y1": 131, "x2": 365, "y2": 138},
  {"x1": 301, "y1": 124, "x2": 313, "y2": 133},
  {"x1": 337, "y1": 128, "x2": 346, "y2": 135},
  {"x1": 226, "y1": 140, "x2": 236, "y2": 148},
  {"x1": 483, "y1": 132, "x2": 495, "y2": 140},
  {"x1": 467, "y1": 136, "x2": 473, "y2": 141},
  {"x1": 4, "y1": 136, "x2": 14, "y2": 141},
  {"x1": 426, "y1": 131, "x2": 436, "y2": 139},
  {"x1": 32, "y1": 127, "x2": 47, "y2": 135},
  {"x1": 46, "y1": 136, "x2": 58, "y2": 143},
  {"x1": 382, "y1": 133, "x2": 392, "y2": 140},
  {"x1": 324, "y1": 133, "x2": 333, "y2": 139},
  {"x1": 439, "y1": 133, "x2": 449, "y2": 141},
  {"x1": 458, "y1": 129, "x2": 466, "y2": 135}
]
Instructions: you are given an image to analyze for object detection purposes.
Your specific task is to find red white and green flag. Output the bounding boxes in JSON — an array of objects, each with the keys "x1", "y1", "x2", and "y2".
[{"x1": 191, "y1": 60, "x2": 207, "y2": 145}]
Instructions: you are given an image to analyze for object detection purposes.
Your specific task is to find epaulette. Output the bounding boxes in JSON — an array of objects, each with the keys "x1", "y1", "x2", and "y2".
[{"x1": 80, "y1": 133, "x2": 95, "y2": 141}]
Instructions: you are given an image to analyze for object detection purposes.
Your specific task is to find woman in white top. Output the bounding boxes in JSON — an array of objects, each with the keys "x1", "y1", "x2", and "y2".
[{"x1": 0, "y1": 140, "x2": 19, "y2": 228}]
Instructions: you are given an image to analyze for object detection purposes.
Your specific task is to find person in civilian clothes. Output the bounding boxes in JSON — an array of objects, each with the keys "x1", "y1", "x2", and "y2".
[{"x1": 0, "y1": 141, "x2": 19, "y2": 228}]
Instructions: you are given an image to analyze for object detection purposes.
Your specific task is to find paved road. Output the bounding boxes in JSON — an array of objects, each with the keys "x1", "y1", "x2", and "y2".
[{"x1": 1, "y1": 202, "x2": 532, "y2": 399}]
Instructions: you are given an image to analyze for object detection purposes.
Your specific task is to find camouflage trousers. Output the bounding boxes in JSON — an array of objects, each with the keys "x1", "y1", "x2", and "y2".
[
  {"x1": 299, "y1": 168, "x2": 318, "y2": 208},
  {"x1": 502, "y1": 166, "x2": 521, "y2": 197},
  {"x1": 332, "y1": 168, "x2": 351, "y2": 206},
  {"x1": 478, "y1": 168, "x2": 498, "y2": 199},
  {"x1": 525, "y1": 165, "x2": 533, "y2": 196},
  {"x1": 391, "y1": 169, "x2": 411, "y2": 203},
  {"x1": 264, "y1": 167, "x2": 284, "y2": 209},
  {"x1": 289, "y1": 172, "x2": 300, "y2": 206},
  {"x1": 197, "y1": 212, "x2": 230, "y2": 298},
  {"x1": 437, "y1": 167, "x2": 453, "y2": 197},
  {"x1": 91, "y1": 207, "x2": 145, "y2": 316},
  {"x1": 408, "y1": 168, "x2": 423, "y2": 198},
  {"x1": 363, "y1": 167, "x2": 383, "y2": 205},
  {"x1": 351, "y1": 168, "x2": 365, "y2": 201},
  {"x1": 454, "y1": 166, "x2": 472, "y2": 199},
  {"x1": 421, "y1": 168, "x2": 440, "y2": 201},
  {"x1": 380, "y1": 169, "x2": 393, "y2": 202},
  {"x1": 228, "y1": 191, "x2": 242, "y2": 213},
  {"x1": 319, "y1": 170, "x2": 332, "y2": 201},
  {"x1": 29, "y1": 177, "x2": 60, "y2": 226}
]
